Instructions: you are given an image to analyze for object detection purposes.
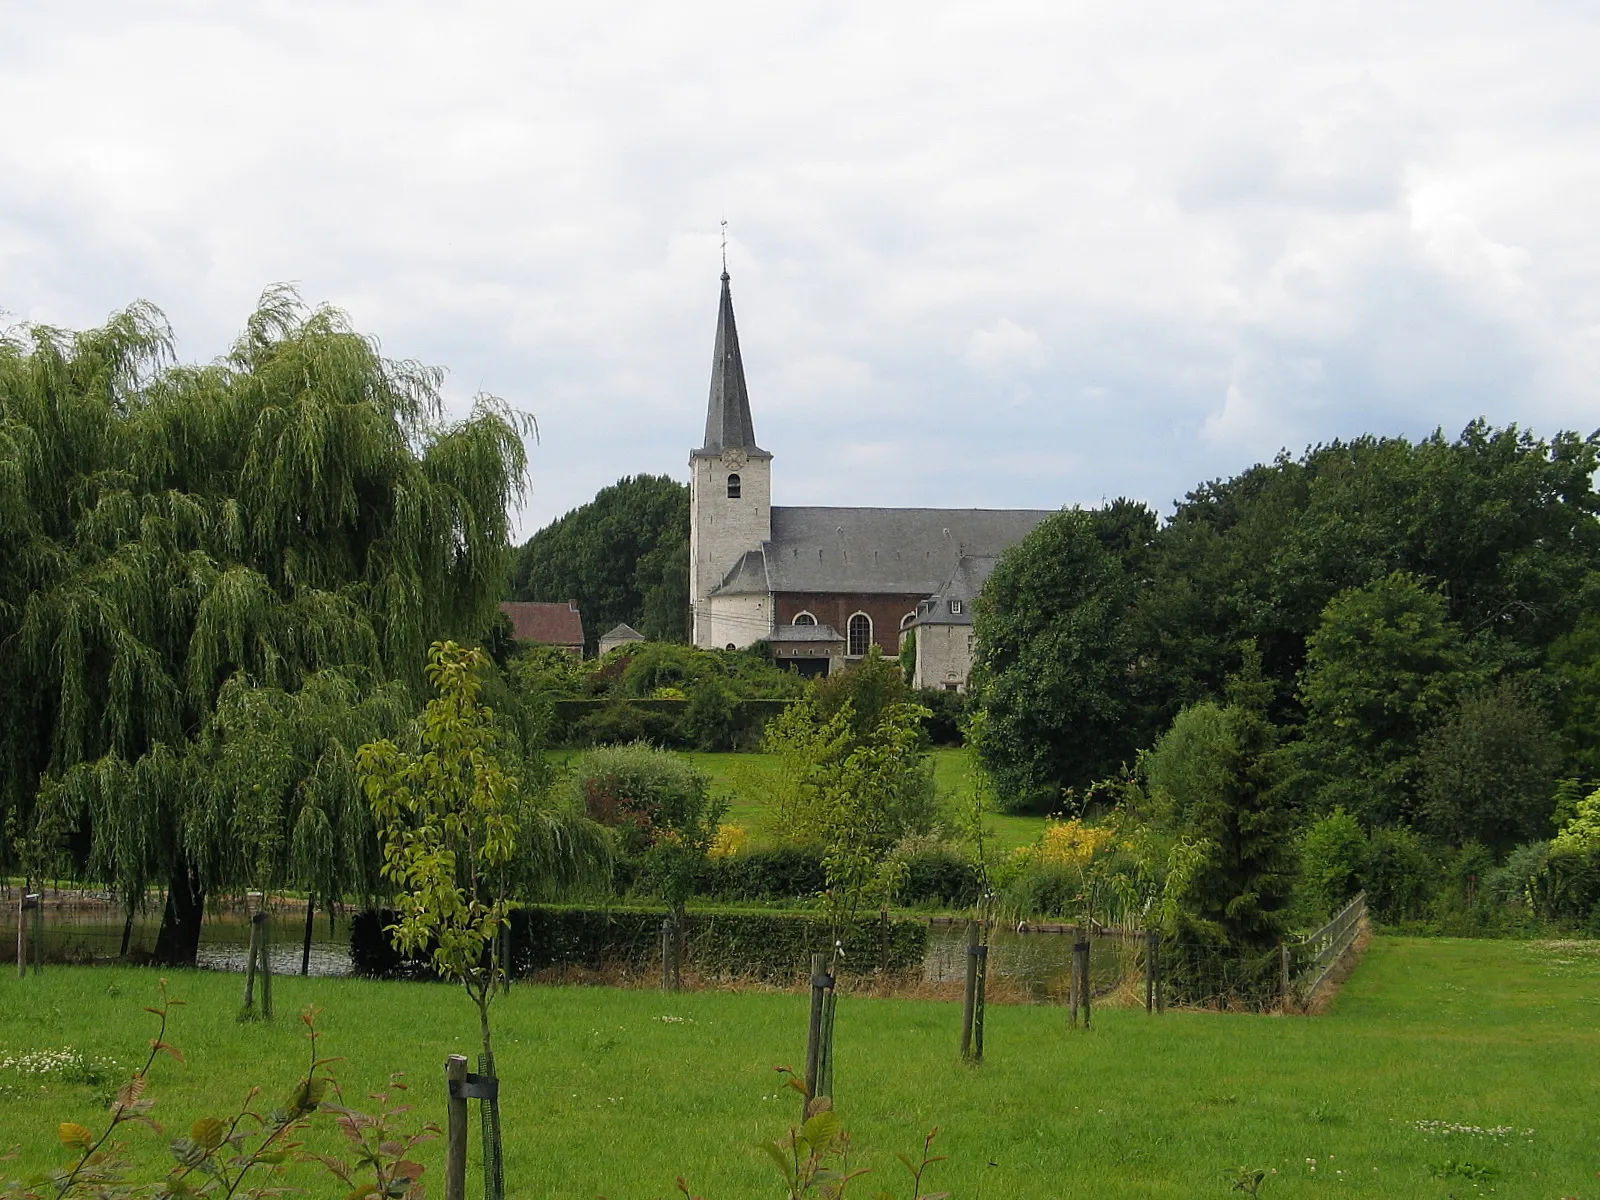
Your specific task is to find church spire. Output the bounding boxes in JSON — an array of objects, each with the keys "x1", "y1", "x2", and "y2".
[{"x1": 696, "y1": 268, "x2": 769, "y2": 457}]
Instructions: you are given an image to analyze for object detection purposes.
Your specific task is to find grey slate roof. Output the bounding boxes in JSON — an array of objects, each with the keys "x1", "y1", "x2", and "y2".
[
  {"x1": 599, "y1": 623, "x2": 646, "y2": 642},
  {"x1": 713, "y1": 548, "x2": 771, "y2": 596},
  {"x1": 768, "y1": 623, "x2": 844, "y2": 644},
  {"x1": 913, "y1": 556, "x2": 998, "y2": 627},
  {"x1": 694, "y1": 273, "x2": 770, "y2": 459},
  {"x1": 708, "y1": 506, "x2": 1053, "y2": 597}
]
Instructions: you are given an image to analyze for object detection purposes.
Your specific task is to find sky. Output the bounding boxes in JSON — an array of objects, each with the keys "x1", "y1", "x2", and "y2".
[{"x1": 4, "y1": 1, "x2": 1599, "y2": 537}]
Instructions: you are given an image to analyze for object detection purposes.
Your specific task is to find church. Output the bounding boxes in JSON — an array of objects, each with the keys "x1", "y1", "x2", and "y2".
[{"x1": 689, "y1": 269, "x2": 1055, "y2": 690}]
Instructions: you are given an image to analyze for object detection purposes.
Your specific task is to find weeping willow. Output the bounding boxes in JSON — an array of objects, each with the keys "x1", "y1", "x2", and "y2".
[{"x1": 0, "y1": 287, "x2": 531, "y2": 962}]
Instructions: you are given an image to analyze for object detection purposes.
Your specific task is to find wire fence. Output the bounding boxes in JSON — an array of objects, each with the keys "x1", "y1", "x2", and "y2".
[
  {"x1": 3, "y1": 885, "x2": 1369, "y2": 1012},
  {"x1": 0, "y1": 888, "x2": 354, "y2": 977}
]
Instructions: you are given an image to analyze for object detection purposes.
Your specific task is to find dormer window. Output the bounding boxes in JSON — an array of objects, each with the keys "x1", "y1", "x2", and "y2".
[
  {"x1": 727, "y1": 473, "x2": 741, "y2": 498},
  {"x1": 949, "y1": 599, "x2": 962, "y2": 615}
]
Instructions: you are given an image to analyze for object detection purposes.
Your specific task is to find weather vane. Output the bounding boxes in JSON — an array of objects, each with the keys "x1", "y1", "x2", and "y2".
[{"x1": 721, "y1": 217, "x2": 728, "y2": 274}]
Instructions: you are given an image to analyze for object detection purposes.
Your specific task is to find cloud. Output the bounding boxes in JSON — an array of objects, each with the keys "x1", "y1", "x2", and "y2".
[
  {"x1": 2, "y1": 1, "x2": 1598, "y2": 536},
  {"x1": 963, "y1": 319, "x2": 1048, "y2": 374}
]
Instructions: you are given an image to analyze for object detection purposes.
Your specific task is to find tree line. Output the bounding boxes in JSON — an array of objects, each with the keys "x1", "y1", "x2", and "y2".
[{"x1": 973, "y1": 422, "x2": 1600, "y2": 940}]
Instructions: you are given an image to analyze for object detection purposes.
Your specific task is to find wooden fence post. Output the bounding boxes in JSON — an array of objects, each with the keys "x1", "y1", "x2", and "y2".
[
  {"x1": 1279, "y1": 942, "x2": 1293, "y2": 1013},
  {"x1": 804, "y1": 952, "x2": 827, "y2": 1113},
  {"x1": 16, "y1": 894, "x2": 33, "y2": 979},
  {"x1": 971, "y1": 934, "x2": 988, "y2": 1064},
  {"x1": 959, "y1": 921, "x2": 979, "y2": 1060},
  {"x1": 301, "y1": 894, "x2": 315, "y2": 977},
  {"x1": 1075, "y1": 928, "x2": 1092, "y2": 1030},
  {"x1": 1144, "y1": 929, "x2": 1155, "y2": 1013},
  {"x1": 1067, "y1": 924, "x2": 1079, "y2": 1028},
  {"x1": 258, "y1": 912, "x2": 273, "y2": 1021},
  {"x1": 445, "y1": 1054, "x2": 468, "y2": 1200},
  {"x1": 1156, "y1": 931, "x2": 1166, "y2": 1013}
]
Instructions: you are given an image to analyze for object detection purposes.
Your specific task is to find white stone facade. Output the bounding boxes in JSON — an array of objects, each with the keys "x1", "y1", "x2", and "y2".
[
  {"x1": 689, "y1": 449, "x2": 771, "y2": 648},
  {"x1": 914, "y1": 623, "x2": 975, "y2": 691}
]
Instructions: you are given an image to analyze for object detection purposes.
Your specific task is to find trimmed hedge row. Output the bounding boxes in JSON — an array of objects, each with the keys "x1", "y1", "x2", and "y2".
[
  {"x1": 550, "y1": 698, "x2": 792, "y2": 749},
  {"x1": 351, "y1": 904, "x2": 928, "y2": 981}
]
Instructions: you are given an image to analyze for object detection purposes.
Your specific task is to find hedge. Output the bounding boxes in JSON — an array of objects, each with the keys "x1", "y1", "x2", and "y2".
[
  {"x1": 351, "y1": 904, "x2": 928, "y2": 982},
  {"x1": 551, "y1": 698, "x2": 792, "y2": 748}
]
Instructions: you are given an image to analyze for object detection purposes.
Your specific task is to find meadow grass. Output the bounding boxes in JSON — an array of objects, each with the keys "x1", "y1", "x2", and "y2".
[{"x1": 3, "y1": 937, "x2": 1597, "y2": 1198}]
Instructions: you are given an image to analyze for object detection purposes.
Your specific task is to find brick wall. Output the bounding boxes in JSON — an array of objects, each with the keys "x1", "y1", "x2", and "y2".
[{"x1": 775, "y1": 593, "x2": 924, "y2": 657}]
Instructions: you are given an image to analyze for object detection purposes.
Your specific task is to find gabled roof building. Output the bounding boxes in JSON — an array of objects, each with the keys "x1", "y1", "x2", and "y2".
[{"x1": 688, "y1": 271, "x2": 1053, "y2": 689}]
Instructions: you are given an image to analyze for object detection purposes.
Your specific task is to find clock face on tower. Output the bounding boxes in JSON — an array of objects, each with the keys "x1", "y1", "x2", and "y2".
[{"x1": 723, "y1": 448, "x2": 747, "y2": 470}]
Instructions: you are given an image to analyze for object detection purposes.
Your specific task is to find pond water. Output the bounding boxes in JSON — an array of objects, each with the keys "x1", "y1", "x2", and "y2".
[
  {"x1": 5, "y1": 902, "x2": 1139, "y2": 999},
  {"x1": 922, "y1": 923, "x2": 1137, "y2": 1002},
  {"x1": 1, "y1": 903, "x2": 356, "y2": 977}
]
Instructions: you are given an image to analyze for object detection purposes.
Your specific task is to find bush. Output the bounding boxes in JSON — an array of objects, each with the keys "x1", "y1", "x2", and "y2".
[
  {"x1": 915, "y1": 687, "x2": 970, "y2": 747},
  {"x1": 1361, "y1": 825, "x2": 1434, "y2": 923},
  {"x1": 999, "y1": 863, "x2": 1082, "y2": 919},
  {"x1": 684, "y1": 680, "x2": 739, "y2": 751},
  {"x1": 1299, "y1": 808, "x2": 1368, "y2": 920},
  {"x1": 696, "y1": 845, "x2": 828, "y2": 902},
  {"x1": 892, "y1": 837, "x2": 982, "y2": 908}
]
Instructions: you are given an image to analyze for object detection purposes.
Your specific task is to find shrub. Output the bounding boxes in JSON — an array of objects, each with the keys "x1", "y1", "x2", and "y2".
[
  {"x1": 915, "y1": 686, "x2": 969, "y2": 746},
  {"x1": 684, "y1": 680, "x2": 739, "y2": 750},
  {"x1": 696, "y1": 845, "x2": 828, "y2": 902},
  {"x1": 1361, "y1": 825, "x2": 1434, "y2": 922},
  {"x1": 1299, "y1": 808, "x2": 1368, "y2": 919},
  {"x1": 889, "y1": 835, "x2": 981, "y2": 908},
  {"x1": 999, "y1": 862, "x2": 1081, "y2": 918}
]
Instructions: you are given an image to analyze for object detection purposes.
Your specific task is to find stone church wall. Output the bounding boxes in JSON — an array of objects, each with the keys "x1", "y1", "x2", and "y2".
[{"x1": 914, "y1": 622, "x2": 975, "y2": 692}]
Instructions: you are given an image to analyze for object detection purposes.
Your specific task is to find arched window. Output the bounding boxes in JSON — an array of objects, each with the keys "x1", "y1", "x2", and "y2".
[
  {"x1": 792, "y1": 611, "x2": 817, "y2": 626},
  {"x1": 727, "y1": 473, "x2": 741, "y2": 498},
  {"x1": 847, "y1": 612, "x2": 872, "y2": 657},
  {"x1": 899, "y1": 610, "x2": 917, "y2": 649}
]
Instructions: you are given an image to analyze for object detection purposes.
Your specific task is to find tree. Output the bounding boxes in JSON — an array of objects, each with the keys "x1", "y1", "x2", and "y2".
[
  {"x1": 510, "y1": 474, "x2": 689, "y2": 645},
  {"x1": 971, "y1": 503, "x2": 1157, "y2": 811},
  {"x1": 1144, "y1": 700, "x2": 1296, "y2": 947},
  {"x1": 5, "y1": 291, "x2": 529, "y2": 962},
  {"x1": 1418, "y1": 677, "x2": 1562, "y2": 855},
  {"x1": 359, "y1": 643, "x2": 609, "y2": 1064},
  {"x1": 1292, "y1": 572, "x2": 1478, "y2": 825}
]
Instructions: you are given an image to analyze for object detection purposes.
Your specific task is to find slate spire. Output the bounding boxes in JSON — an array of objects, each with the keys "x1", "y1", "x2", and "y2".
[{"x1": 697, "y1": 270, "x2": 769, "y2": 457}]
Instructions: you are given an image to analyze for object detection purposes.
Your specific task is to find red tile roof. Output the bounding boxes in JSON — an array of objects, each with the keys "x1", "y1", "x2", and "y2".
[{"x1": 499, "y1": 601, "x2": 584, "y2": 648}]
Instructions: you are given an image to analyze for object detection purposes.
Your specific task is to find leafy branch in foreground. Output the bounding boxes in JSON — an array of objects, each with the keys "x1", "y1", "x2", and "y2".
[{"x1": 0, "y1": 984, "x2": 435, "y2": 1200}]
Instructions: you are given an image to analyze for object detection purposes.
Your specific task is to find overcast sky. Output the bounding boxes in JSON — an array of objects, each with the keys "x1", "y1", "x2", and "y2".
[{"x1": 4, "y1": 1, "x2": 1598, "y2": 536}]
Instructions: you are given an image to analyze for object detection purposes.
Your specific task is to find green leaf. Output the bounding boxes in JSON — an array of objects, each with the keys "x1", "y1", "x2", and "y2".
[
  {"x1": 190, "y1": 1117, "x2": 225, "y2": 1150},
  {"x1": 57, "y1": 1123, "x2": 93, "y2": 1151}
]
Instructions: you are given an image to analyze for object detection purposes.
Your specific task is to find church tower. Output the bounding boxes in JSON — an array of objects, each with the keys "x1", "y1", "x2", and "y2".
[{"x1": 689, "y1": 269, "x2": 772, "y2": 648}]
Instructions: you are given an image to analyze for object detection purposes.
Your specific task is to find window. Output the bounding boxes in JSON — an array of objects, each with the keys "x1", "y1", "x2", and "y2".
[
  {"x1": 726, "y1": 643, "x2": 736, "y2": 651},
  {"x1": 727, "y1": 473, "x2": 741, "y2": 498},
  {"x1": 847, "y1": 612, "x2": 872, "y2": 657},
  {"x1": 948, "y1": 599, "x2": 962, "y2": 615},
  {"x1": 900, "y1": 611, "x2": 917, "y2": 629},
  {"x1": 792, "y1": 611, "x2": 817, "y2": 626}
]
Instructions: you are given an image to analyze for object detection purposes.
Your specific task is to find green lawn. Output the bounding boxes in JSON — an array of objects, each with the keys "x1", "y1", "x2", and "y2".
[{"x1": 4, "y1": 938, "x2": 1598, "y2": 1197}]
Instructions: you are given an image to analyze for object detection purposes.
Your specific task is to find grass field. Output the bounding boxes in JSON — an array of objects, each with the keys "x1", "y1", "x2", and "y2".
[{"x1": 3, "y1": 938, "x2": 1598, "y2": 1198}]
